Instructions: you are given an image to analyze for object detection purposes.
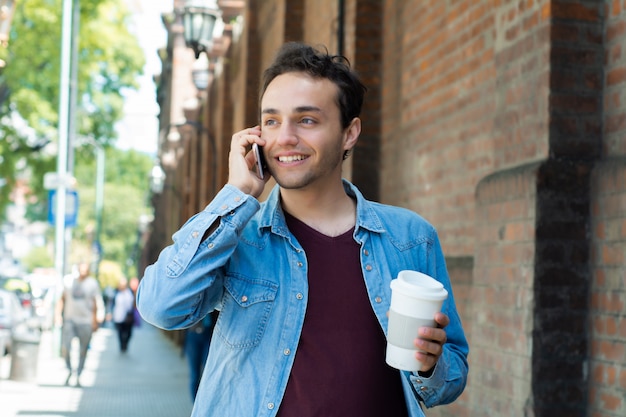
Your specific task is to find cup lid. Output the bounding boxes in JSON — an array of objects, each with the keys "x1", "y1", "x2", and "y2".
[{"x1": 390, "y1": 270, "x2": 448, "y2": 300}]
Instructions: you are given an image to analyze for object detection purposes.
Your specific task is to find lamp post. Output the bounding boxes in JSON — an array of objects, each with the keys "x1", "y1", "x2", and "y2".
[
  {"x1": 182, "y1": 0, "x2": 221, "y2": 59},
  {"x1": 54, "y1": 0, "x2": 74, "y2": 282},
  {"x1": 150, "y1": 161, "x2": 166, "y2": 194}
]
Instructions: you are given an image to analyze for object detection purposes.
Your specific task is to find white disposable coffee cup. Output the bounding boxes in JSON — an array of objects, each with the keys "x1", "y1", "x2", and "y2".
[{"x1": 386, "y1": 270, "x2": 448, "y2": 372}]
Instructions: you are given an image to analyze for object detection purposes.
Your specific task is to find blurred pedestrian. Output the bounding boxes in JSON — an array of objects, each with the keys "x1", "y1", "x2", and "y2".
[
  {"x1": 129, "y1": 276, "x2": 139, "y2": 293},
  {"x1": 102, "y1": 285, "x2": 116, "y2": 326},
  {"x1": 183, "y1": 311, "x2": 216, "y2": 401},
  {"x1": 56, "y1": 261, "x2": 103, "y2": 387},
  {"x1": 109, "y1": 277, "x2": 136, "y2": 353}
]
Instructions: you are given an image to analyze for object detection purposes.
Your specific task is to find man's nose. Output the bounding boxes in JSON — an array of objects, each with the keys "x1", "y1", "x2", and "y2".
[{"x1": 275, "y1": 122, "x2": 298, "y2": 146}]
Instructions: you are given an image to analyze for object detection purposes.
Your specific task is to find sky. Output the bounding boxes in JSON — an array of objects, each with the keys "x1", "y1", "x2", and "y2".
[{"x1": 114, "y1": 0, "x2": 173, "y2": 156}]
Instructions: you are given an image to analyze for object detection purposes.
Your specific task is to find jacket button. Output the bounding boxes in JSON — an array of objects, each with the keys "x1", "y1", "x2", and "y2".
[
  {"x1": 267, "y1": 403, "x2": 275, "y2": 409},
  {"x1": 363, "y1": 249, "x2": 369, "y2": 256},
  {"x1": 241, "y1": 295, "x2": 248, "y2": 303},
  {"x1": 375, "y1": 296, "x2": 382, "y2": 303},
  {"x1": 365, "y1": 265, "x2": 373, "y2": 271},
  {"x1": 296, "y1": 293, "x2": 303, "y2": 300}
]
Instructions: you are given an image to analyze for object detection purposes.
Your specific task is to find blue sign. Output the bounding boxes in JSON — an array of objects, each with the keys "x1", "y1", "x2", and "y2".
[{"x1": 48, "y1": 190, "x2": 79, "y2": 228}]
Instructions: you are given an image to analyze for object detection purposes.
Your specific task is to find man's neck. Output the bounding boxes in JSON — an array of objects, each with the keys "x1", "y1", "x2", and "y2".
[{"x1": 280, "y1": 181, "x2": 356, "y2": 237}]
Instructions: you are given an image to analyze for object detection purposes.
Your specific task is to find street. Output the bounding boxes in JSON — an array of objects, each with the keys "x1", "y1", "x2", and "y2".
[{"x1": 0, "y1": 320, "x2": 193, "y2": 417}]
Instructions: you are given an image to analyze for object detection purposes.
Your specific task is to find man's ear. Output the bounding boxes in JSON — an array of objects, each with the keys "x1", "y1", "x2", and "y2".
[{"x1": 343, "y1": 117, "x2": 361, "y2": 152}]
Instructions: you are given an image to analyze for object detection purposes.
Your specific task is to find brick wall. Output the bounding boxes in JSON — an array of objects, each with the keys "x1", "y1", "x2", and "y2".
[
  {"x1": 437, "y1": 256, "x2": 474, "y2": 417},
  {"x1": 380, "y1": 2, "x2": 550, "y2": 412},
  {"x1": 473, "y1": 164, "x2": 538, "y2": 417},
  {"x1": 349, "y1": 0, "x2": 383, "y2": 201},
  {"x1": 590, "y1": 161, "x2": 626, "y2": 417},
  {"x1": 588, "y1": 1, "x2": 626, "y2": 416},
  {"x1": 163, "y1": 0, "x2": 626, "y2": 415},
  {"x1": 532, "y1": 2, "x2": 604, "y2": 415},
  {"x1": 381, "y1": 0, "x2": 551, "y2": 258}
]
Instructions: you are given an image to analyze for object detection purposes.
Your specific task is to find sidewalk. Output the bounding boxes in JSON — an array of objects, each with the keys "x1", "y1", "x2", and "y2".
[{"x1": 0, "y1": 319, "x2": 194, "y2": 417}]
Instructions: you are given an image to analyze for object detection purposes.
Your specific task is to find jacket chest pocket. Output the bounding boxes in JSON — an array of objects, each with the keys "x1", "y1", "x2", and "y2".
[{"x1": 216, "y1": 275, "x2": 278, "y2": 349}]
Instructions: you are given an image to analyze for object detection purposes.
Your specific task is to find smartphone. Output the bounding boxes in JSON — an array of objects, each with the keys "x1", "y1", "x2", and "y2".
[{"x1": 252, "y1": 143, "x2": 267, "y2": 179}]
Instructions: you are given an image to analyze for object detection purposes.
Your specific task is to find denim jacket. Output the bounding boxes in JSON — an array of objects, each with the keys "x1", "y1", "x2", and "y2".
[{"x1": 137, "y1": 180, "x2": 469, "y2": 417}]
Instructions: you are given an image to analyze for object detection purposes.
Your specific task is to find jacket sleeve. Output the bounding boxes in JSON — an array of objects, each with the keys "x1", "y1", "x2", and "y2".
[
  {"x1": 404, "y1": 230, "x2": 469, "y2": 407},
  {"x1": 136, "y1": 185, "x2": 260, "y2": 331}
]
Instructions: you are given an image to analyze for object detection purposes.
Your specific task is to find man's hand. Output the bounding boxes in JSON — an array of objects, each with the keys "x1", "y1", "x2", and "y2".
[
  {"x1": 414, "y1": 312, "x2": 449, "y2": 374},
  {"x1": 226, "y1": 126, "x2": 268, "y2": 197}
]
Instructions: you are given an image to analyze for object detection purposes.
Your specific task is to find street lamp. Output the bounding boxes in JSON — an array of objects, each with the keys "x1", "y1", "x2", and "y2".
[
  {"x1": 182, "y1": 0, "x2": 221, "y2": 59},
  {"x1": 150, "y1": 161, "x2": 165, "y2": 194},
  {"x1": 192, "y1": 53, "x2": 211, "y2": 91}
]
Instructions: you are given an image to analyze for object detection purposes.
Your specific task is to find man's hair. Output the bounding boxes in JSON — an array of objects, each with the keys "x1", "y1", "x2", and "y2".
[{"x1": 260, "y1": 42, "x2": 367, "y2": 129}]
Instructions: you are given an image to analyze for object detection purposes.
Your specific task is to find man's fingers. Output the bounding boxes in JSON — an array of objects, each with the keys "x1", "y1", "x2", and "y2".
[
  {"x1": 232, "y1": 126, "x2": 262, "y2": 148},
  {"x1": 415, "y1": 337, "x2": 444, "y2": 356},
  {"x1": 419, "y1": 326, "x2": 447, "y2": 343},
  {"x1": 434, "y1": 312, "x2": 450, "y2": 328}
]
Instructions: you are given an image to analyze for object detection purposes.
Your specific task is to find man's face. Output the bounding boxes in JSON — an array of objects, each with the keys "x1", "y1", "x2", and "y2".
[
  {"x1": 260, "y1": 72, "x2": 349, "y2": 191},
  {"x1": 78, "y1": 263, "x2": 90, "y2": 278}
]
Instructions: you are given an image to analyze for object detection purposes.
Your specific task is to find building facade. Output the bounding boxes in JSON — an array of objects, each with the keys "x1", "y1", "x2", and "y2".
[{"x1": 144, "y1": 1, "x2": 626, "y2": 416}]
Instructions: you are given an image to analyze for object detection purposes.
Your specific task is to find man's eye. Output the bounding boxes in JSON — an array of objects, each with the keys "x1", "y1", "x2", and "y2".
[
  {"x1": 300, "y1": 118, "x2": 315, "y2": 125},
  {"x1": 263, "y1": 119, "x2": 277, "y2": 126}
]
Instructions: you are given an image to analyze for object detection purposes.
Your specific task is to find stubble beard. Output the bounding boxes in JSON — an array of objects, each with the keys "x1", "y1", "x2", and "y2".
[{"x1": 271, "y1": 148, "x2": 344, "y2": 190}]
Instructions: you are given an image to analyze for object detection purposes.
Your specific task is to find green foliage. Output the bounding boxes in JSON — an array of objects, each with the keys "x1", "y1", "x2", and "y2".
[
  {"x1": 75, "y1": 146, "x2": 153, "y2": 189},
  {"x1": 97, "y1": 260, "x2": 124, "y2": 290},
  {"x1": 20, "y1": 246, "x2": 55, "y2": 272},
  {"x1": 0, "y1": 0, "x2": 153, "y2": 278},
  {"x1": 0, "y1": 0, "x2": 145, "y2": 219},
  {"x1": 73, "y1": 147, "x2": 153, "y2": 277}
]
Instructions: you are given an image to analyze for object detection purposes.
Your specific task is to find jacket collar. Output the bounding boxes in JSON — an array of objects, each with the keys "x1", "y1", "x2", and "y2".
[{"x1": 258, "y1": 179, "x2": 387, "y2": 238}]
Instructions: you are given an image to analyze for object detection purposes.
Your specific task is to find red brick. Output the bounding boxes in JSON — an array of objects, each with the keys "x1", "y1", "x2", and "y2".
[
  {"x1": 607, "y1": 66, "x2": 626, "y2": 85},
  {"x1": 552, "y1": 0, "x2": 601, "y2": 21},
  {"x1": 607, "y1": 19, "x2": 626, "y2": 42},
  {"x1": 599, "y1": 391, "x2": 623, "y2": 411},
  {"x1": 611, "y1": 0, "x2": 622, "y2": 16}
]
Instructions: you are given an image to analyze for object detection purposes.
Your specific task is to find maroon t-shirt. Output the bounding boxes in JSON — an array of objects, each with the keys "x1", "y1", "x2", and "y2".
[{"x1": 277, "y1": 212, "x2": 408, "y2": 417}]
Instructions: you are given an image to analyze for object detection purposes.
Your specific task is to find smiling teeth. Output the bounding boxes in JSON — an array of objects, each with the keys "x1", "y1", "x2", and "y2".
[{"x1": 278, "y1": 155, "x2": 306, "y2": 162}]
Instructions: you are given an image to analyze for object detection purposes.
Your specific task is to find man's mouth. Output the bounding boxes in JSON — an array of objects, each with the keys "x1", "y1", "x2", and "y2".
[{"x1": 278, "y1": 155, "x2": 307, "y2": 163}]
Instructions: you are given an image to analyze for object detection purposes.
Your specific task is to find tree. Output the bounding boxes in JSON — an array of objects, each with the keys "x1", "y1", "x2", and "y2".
[
  {"x1": 72, "y1": 146, "x2": 153, "y2": 278},
  {"x1": 20, "y1": 246, "x2": 55, "y2": 271},
  {"x1": 97, "y1": 259, "x2": 124, "y2": 290},
  {"x1": 0, "y1": 0, "x2": 145, "y2": 220}
]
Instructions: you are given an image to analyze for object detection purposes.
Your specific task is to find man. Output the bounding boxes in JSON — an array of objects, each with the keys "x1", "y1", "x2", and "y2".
[
  {"x1": 109, "y1": 277, "x2": 136, "y2": 353},
  {"x1": 137, "y1": 42, "x2": 469, "y2": 416},
  {"x1": 57, "y1": 262, "x2": 102, "y2": 387}
]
